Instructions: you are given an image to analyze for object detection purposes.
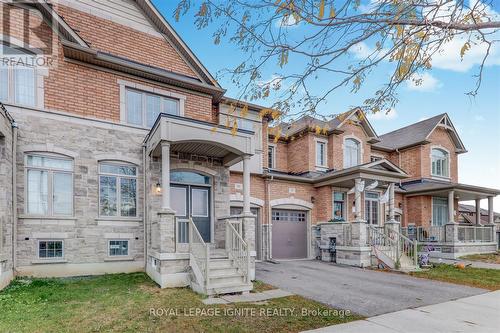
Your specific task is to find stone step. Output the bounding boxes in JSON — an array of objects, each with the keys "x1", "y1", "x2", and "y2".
[
  {"x1": 209, "y1": 267, "x2": 239, "y2": 276},
  {"x1": 209, "y1": 274, "x2": 245, "y2": 286},
  {"x1": 209, "y1": 259, "x2": 233, "y2": 269},
  {"x1": 207, "y1": 282, "x2": 253, "y2": 296}
]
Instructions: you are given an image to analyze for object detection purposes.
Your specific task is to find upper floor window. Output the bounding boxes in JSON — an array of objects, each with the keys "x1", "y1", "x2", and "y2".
[
  {"x1": 99, "y1": 162, "x2": 137, "y2": 217},
  {"x1": 431, "y1": 148, "x2": 449, "y2": 178},
  {"x1": 125, "y1": 88, "x2": 179, "y2": 128},
  {"x1": 316, "y1": 141, "x2": 327, "y2": 167},
  {"x1": 25, "y1": 154, "x2": 73, "y2": 216},
  {"x1": 268, "y1": 144, "x2": 276, "y2": 169},
  {"x1": 344, "y1": 138, "x2": 361, "y2": 168},
  {"x1": 0, "y1": 63, "x2": 36, "y2": 107}
]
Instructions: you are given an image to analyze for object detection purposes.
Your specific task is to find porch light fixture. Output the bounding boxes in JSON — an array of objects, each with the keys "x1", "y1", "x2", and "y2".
[{"x1": 155, "y1": 182, "x2": 162, "y2": 194}]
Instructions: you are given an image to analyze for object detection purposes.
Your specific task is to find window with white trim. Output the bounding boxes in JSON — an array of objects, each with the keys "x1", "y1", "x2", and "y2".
[
  {"x1": 316, "y1": 141, "x2": 327, "y2": 167},
  {"x1": 344, "y1": 138, "x2": 361, "y2": 168},
  {"x1": 125, "y1": 88, "x2": 179, "y2": 127},
  {"x1": 109, "y1": 240, "x2": 129, "y2": 256},
  {"x1": 0, "y1": 45, "x2": 36, "y2": 107},
  {"x1": 333, "y1": 192, "x2": 346, "y2": 221},
  {"x1": 38, "y1": 240, "x2": 63, "y2": 259},
  {"x1": 268, "y1": 144, "x2": 276, "y2": 169},
  {"x1": 431, "y1": 148, "x2": 449, "y2": 178},
  {"x1": 99, "y1": 162, "x2": 137, "y2": 217},
  {"x1": 25, "y1": 154, "x2": 74, "y2": 216},
  {"x1": 432, "y1": 197, "x2": 449, "y2": 226}
]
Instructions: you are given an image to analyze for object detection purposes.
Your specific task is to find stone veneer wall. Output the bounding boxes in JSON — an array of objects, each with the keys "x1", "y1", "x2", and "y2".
[
  {"x1": 0, "y1": 109, "x2": 14, "y2": 289},
  {"x1": 12, "y1": 110, "x2": 146, "y2": 277}
]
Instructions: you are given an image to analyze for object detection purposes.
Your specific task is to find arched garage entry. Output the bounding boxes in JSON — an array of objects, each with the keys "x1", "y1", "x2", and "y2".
[{"x1": 270, "y1": 198, "x2": 313, "y2": 260}]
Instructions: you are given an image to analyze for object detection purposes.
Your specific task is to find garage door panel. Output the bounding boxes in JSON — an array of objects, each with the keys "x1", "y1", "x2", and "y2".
[{"x1": 272, "y1": 209, "x2": 307, "y2": 259}]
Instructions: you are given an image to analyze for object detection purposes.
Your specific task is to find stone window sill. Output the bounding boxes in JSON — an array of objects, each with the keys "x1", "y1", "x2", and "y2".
[
  {"x1": 104, "y1": 256, "x2": 135, "y2": 262},
  {"x1": 96, "y1": 218, "x2": 142, "y2": 227},
  {"x1": 31, "y1": 259, "x2": 68, "y2": 265},
  {"x1": 19, "y1": 215, "x2": 76, "y2": 220}
]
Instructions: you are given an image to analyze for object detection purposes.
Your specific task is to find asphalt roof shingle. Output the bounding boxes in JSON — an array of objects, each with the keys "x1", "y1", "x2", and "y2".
[{"x1": 372, "y1": 114, "x2": 445, "y2": 150}]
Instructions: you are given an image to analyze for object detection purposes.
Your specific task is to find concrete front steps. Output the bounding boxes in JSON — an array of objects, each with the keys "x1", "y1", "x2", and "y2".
[
  {"x1": 190, "y1": 253, "x2": 252, "y2": 296},
  {"x1": 372, "y1": 246, "x2": 420, "y2": 272}
]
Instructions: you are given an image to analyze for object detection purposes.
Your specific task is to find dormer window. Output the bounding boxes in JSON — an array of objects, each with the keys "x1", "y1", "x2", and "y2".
[
  {"x1": 431, "y1": 148, "x2": 449, "y2": 178},
  {"x1": 315, "y1": 140, "x2": 327, "y2": 168},
  {"x1": 344, "y1": 138, "x2": 361, "y2": 168}
]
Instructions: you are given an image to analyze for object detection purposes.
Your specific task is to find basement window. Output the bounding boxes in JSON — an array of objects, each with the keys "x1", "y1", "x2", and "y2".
[{"x1": 38, "y1": 240, "x2": 63, "y2": 259}]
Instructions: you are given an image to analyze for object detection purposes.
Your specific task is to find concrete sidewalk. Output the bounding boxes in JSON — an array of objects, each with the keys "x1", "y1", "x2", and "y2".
[{"x1": 304, "y1": 290, "x2": 500, "y2": 333}]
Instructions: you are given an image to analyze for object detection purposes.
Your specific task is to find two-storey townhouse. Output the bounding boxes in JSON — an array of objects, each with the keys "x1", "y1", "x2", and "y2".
[
  {"x1": 240, "y1": 110, "x2": 499, "y2": 261},
  {"x1": 0, "y1": 0, "x2": 272, "y2": 294}
]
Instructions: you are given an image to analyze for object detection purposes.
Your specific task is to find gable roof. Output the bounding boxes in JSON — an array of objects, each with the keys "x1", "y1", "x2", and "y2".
[
  {"x1": 273, "y1": 108, "x2": 379, "y2": 140},
  {"x1": 373, "y1": 113, "x2": 467, "y2": 153}
]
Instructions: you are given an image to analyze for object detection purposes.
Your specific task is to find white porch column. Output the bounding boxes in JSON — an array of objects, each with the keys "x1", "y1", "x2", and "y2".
[
  {"x1": 242, "y1": 155, "x2": 251, "y2": 214},
  {"x1": 488, "y1": 196, "x2": 494, "y2": 224},
  {"x1": 354, "y1": 178, "x2": 362, "y2": 221},
  {"x1": 448, "y1": 190, "x2": 455, "y2": 223},
  {"x1": 475, "y1": 198, "x2": 482, "y2": 225},
  {"x1": 161, "y1": 141, "x2": 171, "y2": 210},
  {"x1": 388, "y1": 183, "x2": 395, "y2": 222}
]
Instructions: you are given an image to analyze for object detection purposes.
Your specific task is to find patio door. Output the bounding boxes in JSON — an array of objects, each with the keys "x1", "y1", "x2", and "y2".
[
  {"x1": 170, "y1": 171, "x2": 212, "y2": 243},
  {"x1": 365, "y1": 192, "x2": 379, "y2": 225}
]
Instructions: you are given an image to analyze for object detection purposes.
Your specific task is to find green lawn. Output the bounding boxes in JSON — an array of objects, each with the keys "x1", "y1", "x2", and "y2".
[
  {"x1": 0, "y1": 273, "x2": 362, "y2": 333},
  {"x1": 460, "y1": 252, "x2": 500, "y2": 264},
  {"x1": 411, "y1": 264, "x2": 500, "y2": 290}
]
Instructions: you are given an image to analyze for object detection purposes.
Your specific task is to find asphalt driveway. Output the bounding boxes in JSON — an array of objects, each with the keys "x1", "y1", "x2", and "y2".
[{"x1": 256, "y1": 260, "x2": 487, "y2": 317}]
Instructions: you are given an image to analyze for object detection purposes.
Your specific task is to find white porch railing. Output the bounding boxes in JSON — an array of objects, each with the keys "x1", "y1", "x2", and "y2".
[
  {"x1": 367, "y1": 225, "x2": 418, "y2": 268},
  {"x1": 188, "y1": 217, "x2": 210, "y2": 290},
  {"x1": 457, "y1": 225, "x2": 495, "y2": 242},
  {"x1": 402, "y1": 226, "x2": 445, "y2": 242},
  {"x1": 177, "y1": 218, "x2": 189, "y2": 243},
  {"x1": 225, "y1": 218, "x2": 250, "y2": 283}
]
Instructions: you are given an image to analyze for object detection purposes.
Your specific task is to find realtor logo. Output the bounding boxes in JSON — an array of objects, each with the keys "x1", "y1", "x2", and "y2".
[{"x1": 1, "y1": 0, "x2": 57, "y2": 60}]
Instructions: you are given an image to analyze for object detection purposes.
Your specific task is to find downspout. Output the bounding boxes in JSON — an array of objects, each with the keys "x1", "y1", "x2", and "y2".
[
  {"x1": 266, "y1": 174, "x2": 273, "y2": 261},
  {"x1": 396, "y1": 148, "x2": 402, "y2": 186},
  {"x1": 142, "y1": 144, "x2": 148, "y2": 271},
  {"x1": 11, "y1": 122, "x2": 18, "y2": 272}
]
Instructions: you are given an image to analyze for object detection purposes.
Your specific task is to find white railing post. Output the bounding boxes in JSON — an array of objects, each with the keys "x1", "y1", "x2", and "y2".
[{"x1": 205, "y1": 245, "x2": 210, "y2": 289}]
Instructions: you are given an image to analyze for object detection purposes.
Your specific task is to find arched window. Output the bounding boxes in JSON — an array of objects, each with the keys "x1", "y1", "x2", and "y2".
[
  {"x1": 431, "y1": 148, "x2": 449, "y2": 177},
  {"x1": 344, "y1": 138, "x2": 361, "y2": 168},
  {"x1": 25, "y1": 153, "x2": 74, "y2": 216}
]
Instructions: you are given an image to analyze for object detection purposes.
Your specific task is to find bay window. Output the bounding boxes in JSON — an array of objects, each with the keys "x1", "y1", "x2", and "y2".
[
  {"x1": 25, "y1": 154, "x2": 73, "y2": 216},
  {"x1": 431, "y1": 148, "x2": 449, "y2": 178},
  {"x1": 99, "y1": 162, "x2": 137, "y2": 217}
]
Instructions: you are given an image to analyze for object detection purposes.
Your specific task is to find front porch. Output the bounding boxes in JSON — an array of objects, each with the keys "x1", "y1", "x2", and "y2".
[
  {"x1": 402, "y1": 180, "x2": 499, "y2": 258},
  {"x1": 143, "y1": 114, "x2": 257, "y2": 294}
]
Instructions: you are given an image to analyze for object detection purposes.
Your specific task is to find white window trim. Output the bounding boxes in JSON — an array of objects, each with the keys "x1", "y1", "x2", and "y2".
[
  {"x1": 37, "y1": 239, "x2": 64, "y2": 260},
  {"x1": 24, "y1": 153, "x2": 74, "y2": 218},
  {"x1": 98, "y1": 161, "x2": 138, "y2": 219},
  {"x1": 118, "y1": 79, "x2": 186, "y2": 127},
  {"x1": 431, "y1": 196, "x2": 449, "y2": 226},
  {"x1": 268, "y1": 143, "x2": 276, "y2": 170},
  {"x1": 343, "y1": 135, "x2": 363, "y2": 169},
  {"x1": 0, "y1": 36, "x2": 47, "y2": 109},
  {"x1": 332, "y1": 189, "x2": 347, "y2": 221},
  {"x1": 108, "y1": 239, "x2": 130, "y2": 257},
  {"x1": 315, "y1": 138, "x2": 328, "y2": 169},
  {"x1": 430, "y1": 145, "x2": 451, "y2": 180},
  {"x1": 364, "y1": 191, "x2": 381, "y2": 225}
]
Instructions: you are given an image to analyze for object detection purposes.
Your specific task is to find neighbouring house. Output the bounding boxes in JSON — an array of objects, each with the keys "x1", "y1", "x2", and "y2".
[{"x1": 0, "y1": 0, "x2": 499, "y2": 293}]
